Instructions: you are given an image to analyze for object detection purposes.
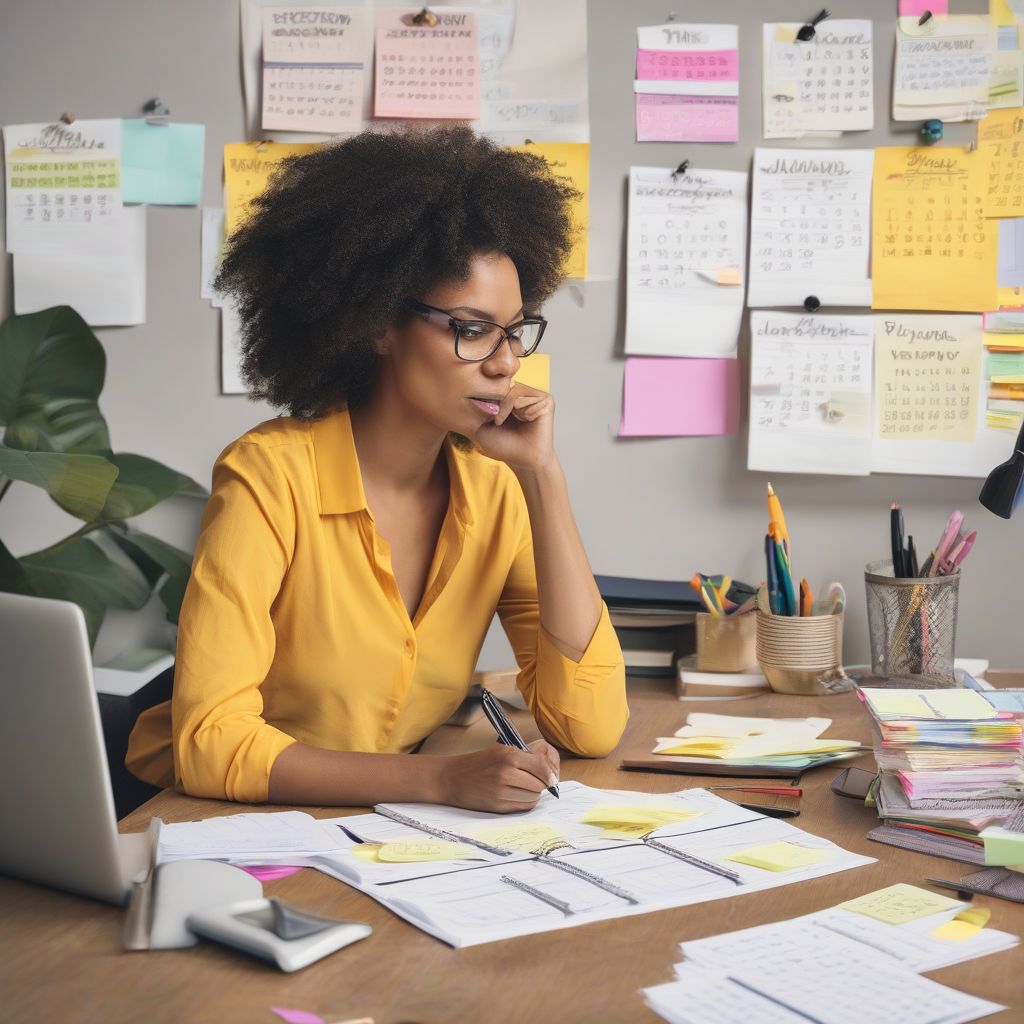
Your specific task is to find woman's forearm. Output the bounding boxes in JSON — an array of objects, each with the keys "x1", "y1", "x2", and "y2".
[{"x1": 513, "y1": 455, "x2": 602, "y2": 660}]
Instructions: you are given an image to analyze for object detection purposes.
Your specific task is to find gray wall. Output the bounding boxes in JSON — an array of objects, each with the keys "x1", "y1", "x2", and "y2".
[{"x1": 1, "y1": 0, "x2": 1018, "y2": 672}]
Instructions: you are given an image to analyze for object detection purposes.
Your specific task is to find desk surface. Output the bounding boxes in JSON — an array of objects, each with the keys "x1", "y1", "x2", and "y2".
[{"x1": 4, "y1": 677, "x2": 1023, "y2": 1024}]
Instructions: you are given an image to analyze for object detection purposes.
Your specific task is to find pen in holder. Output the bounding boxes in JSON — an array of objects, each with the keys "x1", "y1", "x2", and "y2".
[
  {"x1": 864, "y1": 559, "x2": 960, "y2": 687},
  {"x1": 695, "y1": 612, "x2": 758, "y2": 673}
]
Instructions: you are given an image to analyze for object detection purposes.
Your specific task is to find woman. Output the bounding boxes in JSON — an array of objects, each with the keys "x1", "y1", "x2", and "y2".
[{"x1": 127, "y1": 125, "x2": 627, "y2": 813}]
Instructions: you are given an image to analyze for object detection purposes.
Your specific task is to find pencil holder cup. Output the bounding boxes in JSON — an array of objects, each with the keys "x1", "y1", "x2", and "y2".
[
  {"x1": 755, "y1": 608, "x2": 847, "y2": 696},
  {"x1": 864, "y1": 559, "x2": 960, "y2": 687},
  {"x1": 695, "y1": 612, "x2": 758, "y2": 673}
]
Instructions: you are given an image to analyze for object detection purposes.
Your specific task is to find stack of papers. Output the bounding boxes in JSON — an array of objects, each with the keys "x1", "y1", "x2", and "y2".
[
  {"x1": 651, "y1": 713, "x2": 865, "y2": 772},
  {"x1": 644, "y1": 883, "x2": 1015, "y2": 1024}
]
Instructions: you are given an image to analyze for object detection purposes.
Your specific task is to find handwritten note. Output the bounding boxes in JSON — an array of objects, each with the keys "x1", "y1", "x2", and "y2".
[
  {"x1": 839, "y1": 884, "x2": 961, "y2": 925},
  {"x1": 619, "y1": 357, "x2": 740, "y2": 437},
  {"x1": 871, "y1": 147, "x2": 997, "y2": 313},
  {"x1": 511, "y1": 143, "x2": 588, "y2": 278},
  {"x1": 374, "y1": 7, "x2": 480, "y2": 120},
  {"x1": 223, "y1": 142, "x2": 320, "y2": 238},
  {"x1": 3, "y1": 119, "x2": 121, "y2": 254},
  {"x1": 634, "y1": 23, "x2": 739, "y2": 142},
  {"x1": 725, "y1": 842, "x2": 834, "y2": 872},
  {"x1": 581, "y1": 806, "x2": 702, "y2": 840},
  {"x1": 626, "y1": 166, "x2": 747, "y2": 357},
  {"x1": 748, "y1": 148, "x2": 873, "y2": 308},
  {"x1": 893, "y1": 15, "x2": 996, "y2": 122},
  {"x1": 979, "y1": 107, "x2": 1024, "y2": 217},
  {"x1": 261, "y1": 6, "x2": 365, "y2": 133},
  {"x1": 748, "y1": 312, "x2": 874, "y2": 476},
  {"x1": 762, "y1": 20, "x2": 873, "y2": 139}
]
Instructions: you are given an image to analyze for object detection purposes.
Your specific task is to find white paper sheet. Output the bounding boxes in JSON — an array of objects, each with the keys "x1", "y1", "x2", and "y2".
[
  {"x1": 762, "y1": 20, "x2": 873, "y2": 139},
  {"x1": 893, "y1": 15, "x2": 997, "y2": 122},
  {"x1": 625, "y1": 166, "x2": 748, "y2": 357},
  {"x1": 747, "y1": 148, "x2": 873, "y2": 308},
  {"x1": 200, "y1": 208, "x2": 226, "y2": 306},
  {"x1": 13, "y1": 204, "x2": 146, "y2": 327},
  {"x1": 221, "y1": 302, "x2": 247, "y2": 395},
  {"x1": 748, "y1": 312, "x2": 874, "y2": 476}
]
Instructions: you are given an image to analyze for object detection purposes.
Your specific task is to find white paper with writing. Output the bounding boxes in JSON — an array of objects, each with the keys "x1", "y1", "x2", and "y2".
[
  {"x1": 626, "y1": 166, "x2": 748, "y2": 357},
  {"x1": 748, "y1": 148, "x2": 874, "y2": 308}
]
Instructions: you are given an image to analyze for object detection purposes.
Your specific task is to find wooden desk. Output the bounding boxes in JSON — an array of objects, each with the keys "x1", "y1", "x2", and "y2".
[{"x1": 3, "y1": 677, "x2": 1022, "y2": 1024}]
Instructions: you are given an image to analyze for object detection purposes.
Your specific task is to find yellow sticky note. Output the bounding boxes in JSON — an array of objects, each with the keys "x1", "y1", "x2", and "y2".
[
  {"x1": 223, "y1": 142, "x2": 321, "y2": 238},
  {"x1": 986, "y1": 331, "x2": 1024, "y2": 350},
  {"x1": 925, "y1": 689, "x2": 1001, "y2": 719},
  {"x1": 931, "y1": 905, "x2": 992, "y2": 942},
  {"x1": 989, "y1": 411, "x2": 1024, "y2": 429},
  {"x1": 511, "y1": 143, "x2": 589, "y2": 278},
  {"x1": 716, "y1": 267, "x2": 743, "y2": 285},
  {"x1": 724, "y1": 841, "x2": 833, "y2": 872},
  {"x1": 839, "y1": 883, "x2": 962, "y2": 924},
  {"x1": 581, "y1": 805, "x2": 702, "y2": 839},
  {"x1": 375, "y1": 840, "x2": 474, "y2": 863},
  {"x1": 864, "y1": 691, "x2": 932, "y2": 717},
  {"x1": 871, "y1": 147, "x2": 998, "y2": 313},
  {"x1": 513, "y1": 353, "x2": 550, "y2": 392},
  {"x1": 991, "y1": 0, "x2": 1021, "y2": 27},
  {"x1": 468, "y1": 823, "x2": 567, "y2": 854},
  {"x1": 350, "y1": 843, "x2": 384, "y2": 863},
  {"x1": 978, "y1": 108, "x2": 1024, "y2": 217}
]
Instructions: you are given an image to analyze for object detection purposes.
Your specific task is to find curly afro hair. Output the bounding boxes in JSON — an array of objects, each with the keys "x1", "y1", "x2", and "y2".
[{"x1": 214, "y1": 125, "x2": 580, "y2": 419}]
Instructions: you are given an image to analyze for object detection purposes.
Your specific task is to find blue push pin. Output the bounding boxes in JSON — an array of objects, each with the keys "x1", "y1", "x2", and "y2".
[{"x1": 920, "y1": 118, "x2": 944, "y2": 144}]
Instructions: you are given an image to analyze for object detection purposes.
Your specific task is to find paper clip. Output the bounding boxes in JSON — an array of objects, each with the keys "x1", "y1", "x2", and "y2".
[
  {"x1": 796, "y1": 8, "x2": 831, "y2": 41},
  {"x1": 671, "y1": 160, "x2": 689, "y2": 180}
]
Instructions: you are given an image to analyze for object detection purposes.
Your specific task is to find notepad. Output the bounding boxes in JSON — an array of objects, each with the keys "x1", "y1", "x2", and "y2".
[{"x1": 838, "y1": 883, "x2": 961, "y2": 925}]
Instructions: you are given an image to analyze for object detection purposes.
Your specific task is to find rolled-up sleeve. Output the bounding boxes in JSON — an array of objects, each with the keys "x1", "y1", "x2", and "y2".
[
  {"x1": 496, "y1": 531, "x2": 628, "y2": 758},
  {"x1": 171, "y1": 440, "x2": 298, "y2": 802}
]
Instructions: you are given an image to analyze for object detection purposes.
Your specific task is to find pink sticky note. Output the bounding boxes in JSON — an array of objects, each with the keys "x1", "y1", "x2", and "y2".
[
  {"x1": 271, "y1": 1009, "x2": 324, "y2": 1024},
  {"x1": 619, "y1": 357, "x2": 740, "y2": 437},
  {"x1": 240, "y1": 864, "x2": 304, "y2": 882},
  {"x1": 898, "y1": 0, "x2": 948, "y2": 15},
  {"x1": 635, "y1": 93, "x2": 738, "y2": 143},
  {"x1": 374, "y1": 8, "x2": 480, "y2": 119},
  {"x1": 636, "y1": 48, "x2": 738, "y2": 82}
]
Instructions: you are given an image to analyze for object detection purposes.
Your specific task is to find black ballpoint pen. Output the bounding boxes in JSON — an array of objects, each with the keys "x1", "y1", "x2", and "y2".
[{"x1": 480, "y1": 688, "x2": 560, "y2": 798}]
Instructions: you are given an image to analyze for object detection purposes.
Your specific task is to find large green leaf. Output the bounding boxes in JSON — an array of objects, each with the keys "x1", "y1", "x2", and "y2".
[
  {"x1": 18, "y1": 535, "x2": 151, "y2": 647},
  {"x1": 106, "y1": 526, "x2": 194, "y2": 624},
  {"x1": 0, "y1": 305, "x2": 111, "y2": 453},
  {"x1": 0, "y1": 445, "x2": 119, "y2": 520},
  {"x1": 0, "y1": 537, "x2": 35, "y2": 596},
  {"x1": 97, "y1": 453, "x2": 207, "y2": 521}
]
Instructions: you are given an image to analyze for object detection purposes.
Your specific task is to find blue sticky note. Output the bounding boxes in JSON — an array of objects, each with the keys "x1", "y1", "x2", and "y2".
[{"x1": 121, "y1": 119, "x2": 204, "y2": 205}]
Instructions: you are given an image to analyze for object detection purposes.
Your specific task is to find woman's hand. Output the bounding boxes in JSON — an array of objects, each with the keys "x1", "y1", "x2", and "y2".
[
  {"x1": 435, "y1": 739, "x2": 560, "y2": 813},
  {"x1": 472, "y1": 382, "x2": 555, "y2": 472}
]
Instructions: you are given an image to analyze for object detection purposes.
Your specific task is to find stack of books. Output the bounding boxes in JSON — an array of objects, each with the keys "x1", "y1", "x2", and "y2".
[
  {"x1": 860, "y1": 687, "x2": 1024, "y2": 864},
  {"x1": 596, "y1": 575, "x2": 755, "y2": 679}
]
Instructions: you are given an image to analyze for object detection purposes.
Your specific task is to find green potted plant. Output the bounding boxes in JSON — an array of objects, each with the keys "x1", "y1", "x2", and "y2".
[{"x1": 0, "y1": 305, "x2": 207, "y2": 647}]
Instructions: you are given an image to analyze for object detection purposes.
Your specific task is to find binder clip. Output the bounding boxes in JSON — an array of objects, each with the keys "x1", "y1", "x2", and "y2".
[
  {"x1": 920, "y1": 118, "x2": 944, "y2": 144},
  {"x1": 671, "y1": 160, "x2": 689, "y2": 180},
  {"x1": 410, "y1": 7, "x2": 438, "y2": 26},
  {"x1": 803, "y1": 295, "x2": 821, "y2": 312},
  {"x1": 796, "y1": 8, "x2": 830, "y2": 41},
  {"x1": 143, "y1": 98, "x2": 171, "y2": 125}
]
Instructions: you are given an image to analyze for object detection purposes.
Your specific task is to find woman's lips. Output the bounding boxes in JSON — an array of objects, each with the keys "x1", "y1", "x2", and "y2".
[{"x1": 470, "y1": 398, "x2": 501, "y2": 416}]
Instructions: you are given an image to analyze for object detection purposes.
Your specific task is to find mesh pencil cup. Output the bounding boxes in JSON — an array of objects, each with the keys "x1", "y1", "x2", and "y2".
[{"x1": 864, "y1": 559, "x2": 960, "y2": 687}]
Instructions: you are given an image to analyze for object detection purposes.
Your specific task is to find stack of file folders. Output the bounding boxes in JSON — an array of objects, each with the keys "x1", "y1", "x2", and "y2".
[{"x1": 859, "y1": 687, "x2": 1024, "y2": 864}]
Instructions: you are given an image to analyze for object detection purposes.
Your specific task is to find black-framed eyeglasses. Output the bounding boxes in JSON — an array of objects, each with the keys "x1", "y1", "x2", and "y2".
[{"x1": 406, "y1": 299, "x2": 547, "y2": 362}]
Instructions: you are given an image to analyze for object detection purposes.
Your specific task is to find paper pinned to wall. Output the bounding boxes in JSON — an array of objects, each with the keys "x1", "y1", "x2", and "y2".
[
  {"x1": 978, "y1": 107, "x2": 1024, "y2": 217},
  {"x1": 373, "y1": 7, "x2": 480, "y2": 120},
  {"x1": 221, "y1": 302, "x2": 247, "y2": 396},
  {"x1": 511, "y1": 142, "x2": 588, "y2": 278},
  {"x1": 748, "y1": 312, "x2": 874, "y2": 476},
  {"x1": 200, "y1": 208, "x2": 227, "y2": 307},
  {"x1": 761, "y1": 20, "x2": 873, "y2": 139},
  {"x1": 634, "y1": 23, "x2": 739, "y2": 143},
  {"x1": 619, "y1": 357, "x2": 739, "y2": 437},
  {"x1": 988, "y1": 29, "x2": 1024, "y2": 108},
  {"x1": 893, "y1": 15, "x2": 996, "y2": 122},
  {"x1": 626, "y1": 166, "x2": 748, "y2": 358},
  {"x1": 261, "y1": 6, "x2": 365, "y2": 133},
  {"x1": 223, "y1": 141, "x2": 320, "y2": 238},
  {"x1": 3, "y1": 119, "x2": 122, "y2": 254},
  {"x1": 747, "y1": 148, "x2": 873, "y2": 308},
  {"x1": 871, "y1": 146, "x2": 998, "y2": 313},
  {"x1": 121, "y1": 119, "x2": 204, "y2": 206},
  {"x1": 513, "y1": 353, "x2": 550, "y2": 392}
]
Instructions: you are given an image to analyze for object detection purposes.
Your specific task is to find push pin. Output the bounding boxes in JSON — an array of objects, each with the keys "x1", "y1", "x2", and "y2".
[
  {"x1": 918, "y1": 10, "x2": 933, "y2": 25},
  {"x1": 920, "y1": 118, "x2": 944, "y2": 144},
  {"x1": 59, "y1": 112, "x2": 75, "y2": 125},
  {"x1": 796, "y1": 8, "x2": 830, "y2": 41},
  {"x1": 411, "y1": 7, "x2": 438, "y2": 26},
  {"x1": 143, "y1": 97, "x2": 171, "y2": 124},
  {"x1": 803, "y1": 295, "x2": 821, "y2": 312},
  {"x1": 671, "y1": 160, "x2": 689, "y2": 180}
]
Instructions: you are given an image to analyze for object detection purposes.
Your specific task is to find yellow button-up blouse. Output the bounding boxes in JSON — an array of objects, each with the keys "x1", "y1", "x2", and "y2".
[{"x1": 127, "y1": 408, "x2": 628, "y2": 802}]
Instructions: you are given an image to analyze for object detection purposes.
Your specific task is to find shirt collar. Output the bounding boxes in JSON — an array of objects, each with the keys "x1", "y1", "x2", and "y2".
[{"x1": 310, "y1": 406, "x2": 474, "y2": 526}]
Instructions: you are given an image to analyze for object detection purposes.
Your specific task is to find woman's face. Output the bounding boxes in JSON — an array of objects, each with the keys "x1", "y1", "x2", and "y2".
[{"x1": 380, "y1": 250, "x2": 526, "y2": 439}]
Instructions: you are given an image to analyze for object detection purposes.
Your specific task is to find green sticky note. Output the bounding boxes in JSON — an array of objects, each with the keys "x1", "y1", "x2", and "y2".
[
  {"x1": 838, "y1": 883, "x2": 961, "y2": 925},
  {"x1": 724, "y1": 841, "x2": 833, "y2": 872},
  {"x1": 981, "y1": 827, "x2": 1024, "y2": 867},
  {"x1": 121, "y1": 119, "x2": 204, "y2": 205}
]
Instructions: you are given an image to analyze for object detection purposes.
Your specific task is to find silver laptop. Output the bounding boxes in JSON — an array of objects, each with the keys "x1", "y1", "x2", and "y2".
[{"x1": 0, "y1": 592, "x2": 151, "y2": 903}]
